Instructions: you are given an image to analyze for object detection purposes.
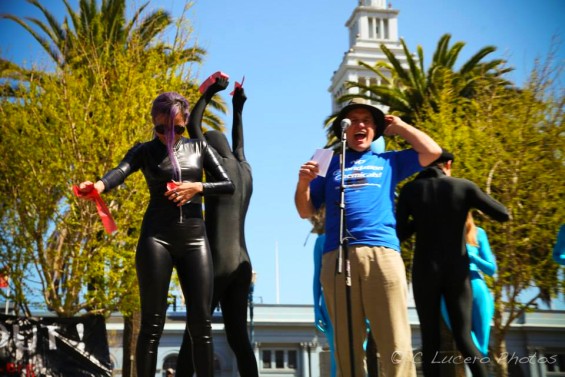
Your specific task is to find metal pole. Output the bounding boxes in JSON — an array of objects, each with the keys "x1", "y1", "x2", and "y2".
[
  {"x1": 308, "y1": 342, "x2": 312, "y2": 377},
  {"x1": 337, "y1": 127, "x2": 355, "y2": 377},
  {"x1": 249, "y1": 272, "x2": 256, "y2": 344},
  {"x1": 5, "y1": 283, "x2": 9, "y2": 315}
]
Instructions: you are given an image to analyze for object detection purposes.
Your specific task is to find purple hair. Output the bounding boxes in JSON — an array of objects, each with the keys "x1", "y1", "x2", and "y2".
[{"x1": 151, "y1": 92, "x2": 190, "y2": 181}]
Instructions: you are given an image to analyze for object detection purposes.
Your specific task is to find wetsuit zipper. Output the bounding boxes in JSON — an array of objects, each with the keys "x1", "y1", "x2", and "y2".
[{"x1": 174, "y1": 142, "x2": 183, "y2": 223}]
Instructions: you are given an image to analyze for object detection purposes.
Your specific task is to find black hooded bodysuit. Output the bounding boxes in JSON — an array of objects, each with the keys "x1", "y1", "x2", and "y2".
[
  {"x1": 178, "y1": 78, "x2": 258, "y2": 376},
  {"x1": 396, "y1": 166, "x2": 508, "y2": 377},
  {"x1": 101, "y1": 137, "x2": 233, "y2": 377}
]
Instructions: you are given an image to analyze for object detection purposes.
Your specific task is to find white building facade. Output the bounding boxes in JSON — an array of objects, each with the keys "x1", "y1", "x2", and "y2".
[
  {"x1": 329, "y1": 0, "x2": 410, "y2": 114},
  {"x1": 104, "y1": 304, "x2": 565, "y2": 377}
]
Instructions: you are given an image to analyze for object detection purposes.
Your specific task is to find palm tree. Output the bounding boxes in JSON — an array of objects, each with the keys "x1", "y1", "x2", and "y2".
[
  {"x1": 0, "y1": 58, "x2": 25, "y2": 97},
  {"x1": 1, "y1": 0, "x2": 203, "y2": 68},
  {"x1": 0, "y1": 0, "x2": 229, "y2": 130},
  {"x1": 336, "y1": 33, "x2": 513, "y2": 125}
]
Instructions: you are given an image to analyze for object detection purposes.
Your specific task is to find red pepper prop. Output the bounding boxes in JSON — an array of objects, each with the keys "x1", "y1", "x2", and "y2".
[{"x1": 72, "y1": 183, "x2": 117, "y2": 234}]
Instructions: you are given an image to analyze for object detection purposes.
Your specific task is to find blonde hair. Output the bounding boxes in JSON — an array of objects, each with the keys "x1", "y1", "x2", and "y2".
[
  {"x1": 309, "y1": 205, "x2": 326, "y2": 235},
  {"x1": 465, "y1": 212, "x2": 478, "y2": 247}
]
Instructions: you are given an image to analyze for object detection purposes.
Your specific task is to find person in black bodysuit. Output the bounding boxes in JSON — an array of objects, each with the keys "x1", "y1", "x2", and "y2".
[
  {"x1": 396, "y1": 151, "x2": 509, "y2": 377},
  {"x1": 78, "y1": 91, "x2": 234, "y2": 377},
  {"x1": 179, "y1": 75, "x2": 258, "y2": 376}
]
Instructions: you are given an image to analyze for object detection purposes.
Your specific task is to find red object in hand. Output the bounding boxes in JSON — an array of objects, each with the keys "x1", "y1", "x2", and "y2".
[
  {"x1": 166, "y1": 181, "x2": 178, "y2": 191},
  {"x1": 230, "y1": 75, "x2": 245, "y2": 96},
  {"x1": 199, "y1": 71, "x2": 229, "y2": 94},
  {"x1": 72, "y1": 183, "x2": 117, "y2": 234}
]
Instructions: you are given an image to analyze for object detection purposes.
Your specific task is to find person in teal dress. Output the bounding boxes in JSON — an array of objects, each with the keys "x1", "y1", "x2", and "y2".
[{"x1": 440, "y1": 212, "x2": 497, "y2": 356}]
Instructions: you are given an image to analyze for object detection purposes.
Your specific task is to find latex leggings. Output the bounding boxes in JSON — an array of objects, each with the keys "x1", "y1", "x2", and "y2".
[
  {"x1": 181, "y1": 262, "x2": 258, "y2": 377},
  {"x1": 215, "y1": 262, "x2": 257, "y2": 377},
  {"x1": 136, "y1": 217, "x2": 213, "y2": 377}
]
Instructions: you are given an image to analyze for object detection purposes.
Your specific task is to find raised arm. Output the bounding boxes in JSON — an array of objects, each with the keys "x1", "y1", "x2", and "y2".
[
  {"x1": 187, "y1": 76, "x2": 229, "y2": 140},
  {"x1": 232, "y1": 86, "x2": 247, "y2": 162},
  {"x1": 384, "y1": 115, "x2": 442, "y2": 167}
]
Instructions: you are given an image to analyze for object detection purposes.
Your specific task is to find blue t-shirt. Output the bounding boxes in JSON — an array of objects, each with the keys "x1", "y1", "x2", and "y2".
[{"x1": 311, "y1": 148, "x2": 421, "y2": 253}]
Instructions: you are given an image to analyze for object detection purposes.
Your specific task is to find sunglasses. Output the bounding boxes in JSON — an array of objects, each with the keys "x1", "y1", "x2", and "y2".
[{"x1": 154, "y1": 124, "x2": 186, "y2": 135}]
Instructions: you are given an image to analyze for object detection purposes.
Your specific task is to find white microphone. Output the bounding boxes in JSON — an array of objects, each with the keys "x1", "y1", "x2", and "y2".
[{"x1": 341, "y1": 118, "x2": 351, "y2": 133}]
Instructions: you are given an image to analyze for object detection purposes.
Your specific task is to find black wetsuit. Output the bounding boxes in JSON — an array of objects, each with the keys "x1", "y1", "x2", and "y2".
[
  {"x1": 180, "y1": 79, "x2": 258, "y2": 376},
  {"x1": 101, "y1": 137, "x2": 233, "y2": 377},
  {"x1": 396, "y1": 166, "x2": 508, "y2": 377}
]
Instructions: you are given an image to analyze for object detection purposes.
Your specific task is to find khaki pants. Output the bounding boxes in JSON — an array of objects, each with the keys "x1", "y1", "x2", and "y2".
[{"x1": 321, "y1": 246, "x2": 416, "y2": 377}]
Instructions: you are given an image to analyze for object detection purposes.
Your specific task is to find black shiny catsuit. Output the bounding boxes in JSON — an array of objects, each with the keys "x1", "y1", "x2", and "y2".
[{"x1": 101, "y1": 137, "x2": 233, "y2": 377}]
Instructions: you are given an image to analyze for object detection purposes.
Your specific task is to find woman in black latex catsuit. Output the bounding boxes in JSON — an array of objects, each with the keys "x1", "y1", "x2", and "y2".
[
  {"x1": 78, "y1": 91, "x2": 234, "y2": 377},
  {"x1": 396, "y1": 154, "x2": 508, "y2": 377},
  {"x1": 178, "y1": 76, "x2": 258, "y2": 376}
]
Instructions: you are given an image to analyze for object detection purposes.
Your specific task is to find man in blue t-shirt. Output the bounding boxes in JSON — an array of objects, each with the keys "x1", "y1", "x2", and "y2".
[{"x1": 295, "y1": 98, "x2": 441, "y2": 377}]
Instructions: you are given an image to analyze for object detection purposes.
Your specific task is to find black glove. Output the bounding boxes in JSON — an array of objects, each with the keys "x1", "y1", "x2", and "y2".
[
  {"x1": 232, "y1": 87, "x2": 247, "y2": 112},
  {"x1": 205, "y1": 77, "x2": 229, "y2": 98}
]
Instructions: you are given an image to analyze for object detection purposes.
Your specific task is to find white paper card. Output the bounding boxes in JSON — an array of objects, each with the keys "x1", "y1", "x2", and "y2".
[{"x1": 312, "y1": 149, "x2": 334, "y2": 177}]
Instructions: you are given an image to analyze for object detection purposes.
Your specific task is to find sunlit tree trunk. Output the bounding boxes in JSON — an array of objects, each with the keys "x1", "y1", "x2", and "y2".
[
  {"x1": 491, "y1": 327, "x2": 509, "y2": 377},
  {"x1": 122, "y1": 310, "x2": 141, "y2": 377}
]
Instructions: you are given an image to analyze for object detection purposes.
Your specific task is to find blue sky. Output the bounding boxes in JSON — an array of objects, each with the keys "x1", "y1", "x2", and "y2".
[{"x1": 1, "y1": 0, "x2": 563, "y2": 306}]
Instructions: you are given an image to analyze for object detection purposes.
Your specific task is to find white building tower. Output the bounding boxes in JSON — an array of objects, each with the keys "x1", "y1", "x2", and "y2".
[{"x1": 329, "y1": 0, "x2": 411, "y2": 113}]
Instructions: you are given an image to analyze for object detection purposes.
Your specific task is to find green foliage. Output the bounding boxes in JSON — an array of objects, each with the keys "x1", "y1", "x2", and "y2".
[
  {"x1": 399, "y1": 51, "x2": 563, "y2": 376},
  {"x1": 0, "y1": 3, "x2": 218, "y2": 317},
  {"x1": 0, "y1": 1, "x2": 232, "y2": 130}
]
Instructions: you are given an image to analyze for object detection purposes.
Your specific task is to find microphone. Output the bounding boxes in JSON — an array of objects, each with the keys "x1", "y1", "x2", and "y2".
[{"x1": 341, "y1": 118, "x2": 351, "y2": 133}]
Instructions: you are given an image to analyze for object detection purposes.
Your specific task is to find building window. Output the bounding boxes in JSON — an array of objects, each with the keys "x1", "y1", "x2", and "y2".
[
  {"x1": 358, "y1": 76, "x2": 378, "y2": 98},
  {"x1": 261, "y1": 349, "x2": 298, "y2": 370},
  {"x1": 546, "y1": 352, "x2": 565, "y2": 375},
  {"x1": 162, "y1": 354, "x2": 177, "y2": 377},
  {"x1": 214, "y1": 354, "x2": 222, "y2": 372},
  {"x1": 351, "y1": 20, "x2": 359, "y2": 46},
  {"x1": 368, "y1": 17, "x2": 381, "y2": 39},
  {"x1": 288, "y1": 350, "x2": 297, "y2": 369},
  {"x1": 275, "y1": 350, "x2": 284, "y2": 368},
  {"x1": 262, "y1": 350, "x2": 272, "y2": 368}
]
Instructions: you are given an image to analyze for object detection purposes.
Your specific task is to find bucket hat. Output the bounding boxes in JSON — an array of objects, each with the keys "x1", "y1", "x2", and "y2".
[{"x1": 331, "y1": 98, "x2": 386, "y2": 140}]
